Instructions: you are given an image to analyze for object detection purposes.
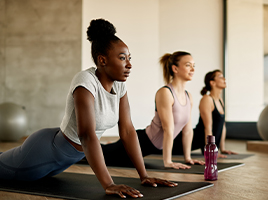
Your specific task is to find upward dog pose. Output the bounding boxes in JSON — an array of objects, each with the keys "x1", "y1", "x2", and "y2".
[
  {"x1": 173, "y1": 70, "x2": 237, "y2": 157},
  {"x1": 0, "y1": 19, "x2": 177, "y2": 198},
  {"x1": 102, "y1": 51, "x2": 205, "y2": 169}
]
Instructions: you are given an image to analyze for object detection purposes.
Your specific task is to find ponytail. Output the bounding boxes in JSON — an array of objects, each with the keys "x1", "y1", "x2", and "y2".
[
  {"x1": 200, "y1": 86, "x2": 208, "y2": 95},
  {"x1": 159, "y1": 53, "x2": 173, "y2": 84}
]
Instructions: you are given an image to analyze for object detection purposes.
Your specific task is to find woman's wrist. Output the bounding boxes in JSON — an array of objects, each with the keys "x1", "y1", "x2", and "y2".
[
  {"x1": 140, "y1": 174, "x2": 149, "y2": 182},
  {"x1": 163, "y1": 159, "x2": 173, "y2": 166},
  {"x1": 184, "y1": 156, "x2": 192, "y2": 162},
  {"x1": 104, "y1": 181, "x2": 115, "y2": 190}
]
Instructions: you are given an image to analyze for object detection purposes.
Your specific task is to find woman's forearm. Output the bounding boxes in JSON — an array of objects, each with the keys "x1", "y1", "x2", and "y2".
[
  {"x1": 219, "y1": 124, "x2": 226, "y2": 151},
  {"x1": 81, "y1": 136, "x2": 114, "y2": 190},
  {"x1": 162, "y1": 130, "x2": 174, "y2": 165},
  {"x1": 182, "y1": 130, "x2": 193, "y2": 161},
  {"x1": 120, "y1": 131, "x2": 148, "y2": 180},
  {"x1": 204, "y1": 127, "x2": 212, "y2": 144}
]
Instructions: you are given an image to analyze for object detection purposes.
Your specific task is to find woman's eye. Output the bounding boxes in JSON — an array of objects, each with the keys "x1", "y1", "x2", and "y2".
[{"x1": 120, "y1": 57, "x2": 126, "y2": 60}]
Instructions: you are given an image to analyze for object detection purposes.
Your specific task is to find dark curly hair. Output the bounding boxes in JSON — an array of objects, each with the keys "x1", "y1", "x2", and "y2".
[
  {"x1": 159, "y1": 51, "x2": 191, "y2": 84},
  {"x1": 200, "y1": 70, "x2": 221, "y2": 95},
  {"x1": 87, "y1": 18, "x2": 121, "y2": 65}
]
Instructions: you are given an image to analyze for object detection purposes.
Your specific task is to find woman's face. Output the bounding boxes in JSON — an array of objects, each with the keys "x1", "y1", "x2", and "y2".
[
  {"x1": 104, "y1": 41, "x2": 132, "y2": 82},
  {"x1": 212, "y1": 72, "x2": 226, "y2": 89},
  {"x1": 175, "y1": 55, "x2": 195, "y2": 81}
]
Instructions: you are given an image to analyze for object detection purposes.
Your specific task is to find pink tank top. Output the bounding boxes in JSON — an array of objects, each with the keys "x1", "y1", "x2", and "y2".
[{"x1": 145, "y1": 84, "x2": 191, "y2": 149}]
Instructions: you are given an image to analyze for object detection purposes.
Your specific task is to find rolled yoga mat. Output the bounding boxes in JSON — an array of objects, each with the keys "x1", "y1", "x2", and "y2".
[
  {"x1": 0, "y1": 172, "x2": 213, "y2": 200},
  {"x1": 77, "y1": 158, "x2": 244, "y2": 174}
]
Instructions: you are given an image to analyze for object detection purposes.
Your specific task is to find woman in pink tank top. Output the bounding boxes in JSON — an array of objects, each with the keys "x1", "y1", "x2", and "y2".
[{"x1": 102, "y1": 51, "x2": 204, "y2": 169}]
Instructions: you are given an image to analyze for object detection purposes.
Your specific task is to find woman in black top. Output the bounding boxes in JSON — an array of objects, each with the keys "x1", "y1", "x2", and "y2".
[{"x1": 172, "y1": 70, "x2": 237, "y2": 157}]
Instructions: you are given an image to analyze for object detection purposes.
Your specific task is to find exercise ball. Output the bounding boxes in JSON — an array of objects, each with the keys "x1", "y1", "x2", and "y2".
[
  {"x1": 0, "y1": 102, "x2": 28, "y2": 142},
  {"x1": 257, "y1": 105, "x2": 268, "y2": 140}
]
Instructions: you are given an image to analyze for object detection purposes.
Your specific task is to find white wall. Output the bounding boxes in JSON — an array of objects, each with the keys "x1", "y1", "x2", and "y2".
[
  {"x1": 226, "y1": 0, "x2": 264, "y2": 121},
  {"x1": 159, "y1": 0, "x2": 223, "y2": 127},
  {"x1": 82, "y1": 0, "x2": 223, "y2": 136},
  {"x1": 82, "y1": 0, "x2": 161, "y2": 136}
]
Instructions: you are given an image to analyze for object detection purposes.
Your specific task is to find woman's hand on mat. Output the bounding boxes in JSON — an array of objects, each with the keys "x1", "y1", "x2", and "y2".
[
  {"x1": 164, "y1": 162, "x2": 191, "y2": 169},
  {"x1": 105, "y1": 184, "x2": 143, "y2": 198},
  {"x1": 218, "y1": 153, "x2": 227, "y2": 158},
  {"x1": 141, "y1": 177, "x2": 178, "y2": 187},
  {"x1": 221, "y1": 150, "x2": 238, "y2": 155},
  {"x1": 185, "y1": 159, "x2": 205, "y2": 165}
]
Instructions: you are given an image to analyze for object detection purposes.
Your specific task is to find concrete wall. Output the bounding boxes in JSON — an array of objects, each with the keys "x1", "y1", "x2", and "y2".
[{"x1": 0, "y1": 0, "x2": 82, "y2": 135}]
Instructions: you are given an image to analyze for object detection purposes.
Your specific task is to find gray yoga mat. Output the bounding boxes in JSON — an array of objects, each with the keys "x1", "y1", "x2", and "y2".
[
  {"x1": 77, "y1": 158, "x2": 244, "y2": 174},
  {"x1": 169, "y1": 153, "x2": 254, "y2": 160},
  {"x1": 0, "y1": 172, "x2": 213, "y2": 200},
  {"x1": 143, "y1": 159, "x2": 244, "y2": 174}
]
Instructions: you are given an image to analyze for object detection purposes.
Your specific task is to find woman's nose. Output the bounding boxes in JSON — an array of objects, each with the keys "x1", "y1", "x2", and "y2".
[{"x1": 126, "y1": 60, "x2": 132, "y2": 69}]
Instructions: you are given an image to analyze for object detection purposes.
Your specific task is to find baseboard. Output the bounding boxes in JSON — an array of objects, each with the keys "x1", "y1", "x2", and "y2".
[{"x1": 226, "y1": 122, "x2": 262, "y2": 140}]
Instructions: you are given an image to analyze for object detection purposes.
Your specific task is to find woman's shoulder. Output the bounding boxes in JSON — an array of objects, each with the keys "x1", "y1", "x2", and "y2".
[
  {"x1": 156, "y1": 86, "x2": 173, "y2": 97},
  {"x1": 200, "y1": 94, "x2": 214, "y2": 105},
  {"x1": 201, "y1": 94, "x2": 212, "y2": 100},
  {"x1": 155, "y1": 86, "x2": 174, "y2": 105},
  {"x1": 74, "y1": 67, "x2": 96, "y2": 78},
  {"x1": 72, "y1": 68, "x2": 97, "y2": 84},
  {"x1": 113, "y1": 81, "x2": 126, "y2": 96},
  {"x1": 69, "y1": 67, "x2": 99, "y2": 95},
  {"x1": 199, "y1": 95, "x2": 214, "y2": 109}
]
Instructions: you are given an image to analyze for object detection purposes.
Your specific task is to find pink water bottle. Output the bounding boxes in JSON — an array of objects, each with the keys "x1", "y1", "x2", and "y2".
[{"x1": 204, "y1": 135, "x2": 218, "y2": 181}]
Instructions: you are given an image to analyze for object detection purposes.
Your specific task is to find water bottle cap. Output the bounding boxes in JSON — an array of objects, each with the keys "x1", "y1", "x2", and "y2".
[{"x1": 207, "y1": 135, "x2": 215, "y2": 143}]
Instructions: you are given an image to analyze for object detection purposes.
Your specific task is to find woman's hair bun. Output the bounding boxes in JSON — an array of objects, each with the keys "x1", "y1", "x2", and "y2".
[
  {"x1": 200, "y1": 86, "x2": 208, "y2": 96},
  {"x1": 87, "y1": 18, "x2": 116, "y2": 42}
]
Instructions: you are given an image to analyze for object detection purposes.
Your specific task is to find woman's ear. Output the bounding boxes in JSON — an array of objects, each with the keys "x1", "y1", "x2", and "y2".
[
  {"x1": 97, "y1": 55, "x2": 107, "y2": 67},
  {"x1": 210, "y1": 80, "x2": 215, "y2": 88},
  {"x1": 171, "y1": 64, "x2": 178, "y2": 74}
]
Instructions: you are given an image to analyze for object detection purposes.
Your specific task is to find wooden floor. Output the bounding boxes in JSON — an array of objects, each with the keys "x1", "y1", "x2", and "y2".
[{"x1": 0, "y1": 137, "x2": 268, "y2": 200}]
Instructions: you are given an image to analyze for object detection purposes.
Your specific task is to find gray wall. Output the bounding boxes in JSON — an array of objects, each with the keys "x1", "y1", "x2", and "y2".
[{"x1": 0, "y1": 0, "x2": 82, "y2": 135}]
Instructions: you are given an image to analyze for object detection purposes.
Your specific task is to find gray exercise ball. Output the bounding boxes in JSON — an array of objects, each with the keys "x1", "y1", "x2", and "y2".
[
  {"x1": 0, "y1": 102, "x2": 28, "y2": 142},
  {"x1": 257, "y1": 105, "x2": 268, "y2": 140}
]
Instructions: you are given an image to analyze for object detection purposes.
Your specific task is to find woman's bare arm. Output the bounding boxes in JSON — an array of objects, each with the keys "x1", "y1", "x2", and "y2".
[
  {"x1": 118, "y1": 92, "x2": 178, "y2": 187},
  {"x1": 181, "y1": 92, "x2": 204, "y2": 165},
  {"x1": 156, "y1": 88, "x2": 190, "y2": 169},
  {"x1": 74, "y1": 87, "x2": 146, "y2": 198}
]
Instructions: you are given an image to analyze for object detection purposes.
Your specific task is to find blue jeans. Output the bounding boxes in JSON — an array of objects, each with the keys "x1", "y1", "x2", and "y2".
[{"x1": 0, "y1": 128, "x2": 84, "y2": 181}]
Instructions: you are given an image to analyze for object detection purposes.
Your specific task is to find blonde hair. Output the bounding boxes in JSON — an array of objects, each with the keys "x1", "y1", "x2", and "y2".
[{"x1": 159, "y1": 51, "x2": 191, "y2": 84}]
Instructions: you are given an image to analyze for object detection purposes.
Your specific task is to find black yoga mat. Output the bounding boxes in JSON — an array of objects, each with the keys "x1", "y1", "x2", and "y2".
[
  {"x1": 0, "y1": 172, "x2": 213, "y2": 200},
  {"x1": 77, "y1": 158, "x2": 244, "y2": 174}
]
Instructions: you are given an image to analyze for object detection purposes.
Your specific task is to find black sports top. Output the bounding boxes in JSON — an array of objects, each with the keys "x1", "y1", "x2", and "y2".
[{"x1": 194, "y1": 96, "x2": 225, "y2": 150}]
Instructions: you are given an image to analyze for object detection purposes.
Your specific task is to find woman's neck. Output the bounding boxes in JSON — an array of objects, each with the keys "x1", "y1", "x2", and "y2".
[
  {"x1": 170, "y1": 78, "x2": 187, "y2": 95},
  {"x1": 210, "y1": 88, "x2": 222, "y2": 100},
  {"x1": 95, "y1": 68, "x2": 114, "y2": 93}
]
